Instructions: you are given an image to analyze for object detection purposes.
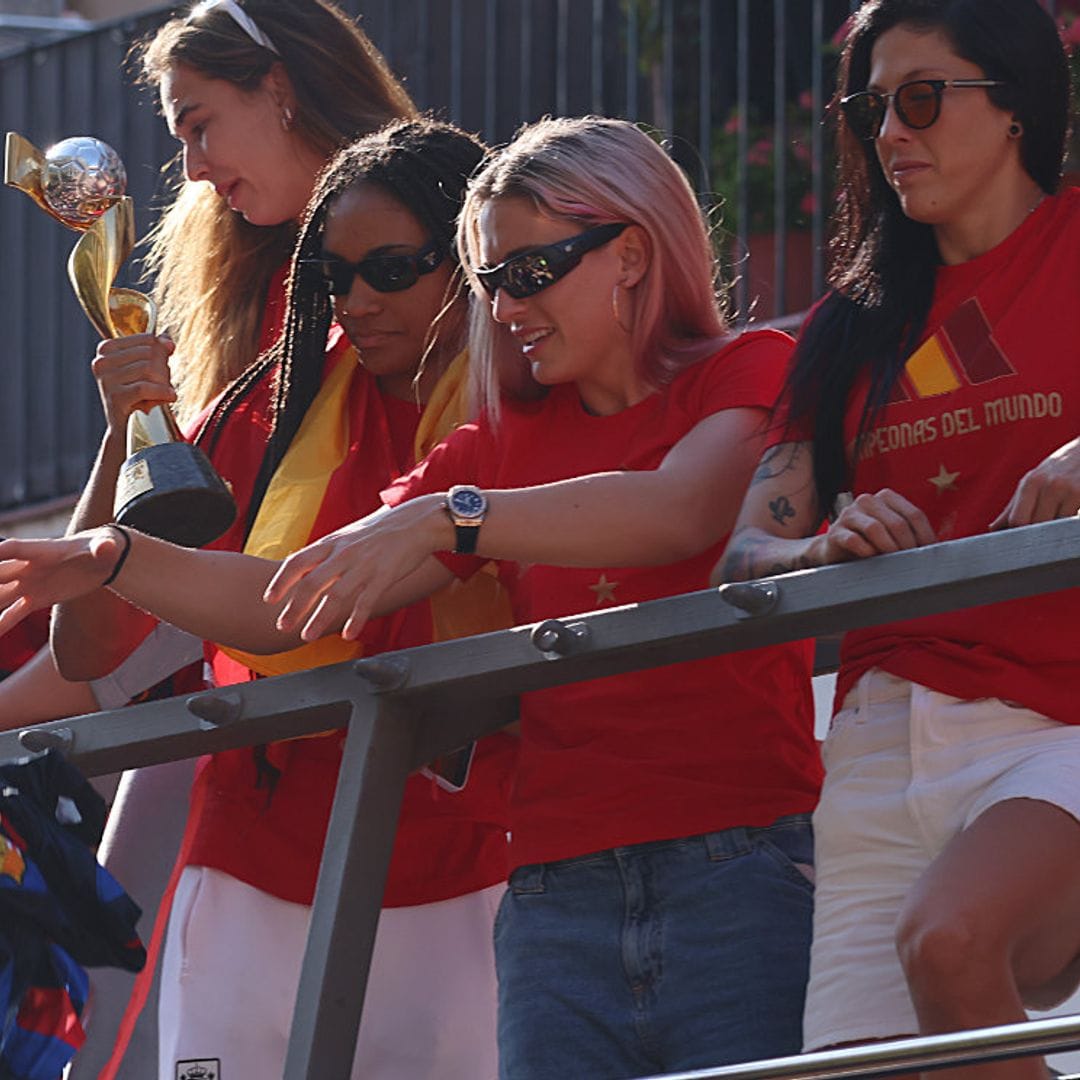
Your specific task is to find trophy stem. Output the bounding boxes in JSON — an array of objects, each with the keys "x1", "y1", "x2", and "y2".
[{"x1": 127, "y1": 404, "x2": 184, "y2": 455}]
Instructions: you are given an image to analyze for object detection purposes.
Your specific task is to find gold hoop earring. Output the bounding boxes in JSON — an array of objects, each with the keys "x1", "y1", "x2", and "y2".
[{"x1": 612, "y1": 283, "x2": 633, "y2": 334}]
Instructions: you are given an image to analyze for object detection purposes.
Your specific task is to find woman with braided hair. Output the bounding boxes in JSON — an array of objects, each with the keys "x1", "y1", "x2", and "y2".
[
  {"x1": 32, "y1": 5, "x2": 417, "y2": 1076},
  {"x1": 41, "y1": 118, "x2": 514, "y2": 1080}
]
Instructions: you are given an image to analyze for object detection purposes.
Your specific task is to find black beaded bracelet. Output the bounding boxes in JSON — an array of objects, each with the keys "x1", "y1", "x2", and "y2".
[{"x1": 101, "y1": 524, "x2": 132, "y2": 587}]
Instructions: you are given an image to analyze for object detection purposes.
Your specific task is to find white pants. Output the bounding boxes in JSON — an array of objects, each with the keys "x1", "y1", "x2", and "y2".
[
  {"x1": 803, "y1": 668, "x2": 1080, "y2": 1051},
  {"x1": 159, "y1": 867, "x2": 504, "y2": 1080}
]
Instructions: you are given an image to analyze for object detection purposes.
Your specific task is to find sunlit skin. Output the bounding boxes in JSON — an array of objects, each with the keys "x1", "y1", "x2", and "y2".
[
  {"x1": 869, "y1": 24, "x2": 1043, "y2": 265},
  {"x1": 478, "y1": 196, "x2": 650, "y2": 416},
  {"x1": 94, "y1": 66, "x2": 327, "y2": 429},
  {"x1": 160, "y1": 61, "x2": 324, "y2": 226},
  {"x1": 323, "y1": 183, "x2": 456, "y2": 403}
]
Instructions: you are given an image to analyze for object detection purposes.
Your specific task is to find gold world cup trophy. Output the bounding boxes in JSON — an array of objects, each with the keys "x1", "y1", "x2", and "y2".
[{"x1": 4, "y1": 132, "x2": 236, "y2": 547}]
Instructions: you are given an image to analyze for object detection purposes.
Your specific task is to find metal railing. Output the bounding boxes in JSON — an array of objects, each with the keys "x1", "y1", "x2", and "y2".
[
  {"x1": 4, "y1": 517, "x2": 1080, "y2": 1078},
  {"x1": 639, "y1": 1016, "x2": 1080, "y2": 1077}
]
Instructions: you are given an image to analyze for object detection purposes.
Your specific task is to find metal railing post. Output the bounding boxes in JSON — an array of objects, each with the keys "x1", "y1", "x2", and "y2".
[{"x1": 283, "y1": 688, "x2": 417, "y2": 1079}]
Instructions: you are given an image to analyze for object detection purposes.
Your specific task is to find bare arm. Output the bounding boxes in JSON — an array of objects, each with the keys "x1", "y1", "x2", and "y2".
[
  {"x1": 267, "y1": 407, "x2": 771, "y2": 642},
  {"x1": 0, "y1": 645, "x2": 99, "y2": 730},
  {"x1": 0, "y1": 523, "x2": 454, "y2": 668},
  {"x1": 1, "y1": 529, "x2": 298, "y2": 662},
  {"x1": 53, "y1": 334, "x2": 179, "y2": 679},
  {"x1": 476, "y1": 408, "x2": 768, "y2": 567},
  {"x1": 714, "y1": 440, "x2": 937, "y2": 584}
]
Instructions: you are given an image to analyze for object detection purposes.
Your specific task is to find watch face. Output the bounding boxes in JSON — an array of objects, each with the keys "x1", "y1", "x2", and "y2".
[{"x1": 449, "y1": 486, "x2": 486, "y2": 519}]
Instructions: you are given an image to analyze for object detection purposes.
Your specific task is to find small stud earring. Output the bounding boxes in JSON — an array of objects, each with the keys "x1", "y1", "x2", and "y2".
[
  {"x1": 281, "y1": 106, "x2": 295, "y2": 132},
  {"x1": 1008, "y1": 121, "x2": 1022, "y2": 138}
]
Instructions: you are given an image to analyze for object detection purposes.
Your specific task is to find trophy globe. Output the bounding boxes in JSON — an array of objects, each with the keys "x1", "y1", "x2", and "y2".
[{"x1": 41, "y1": 137, "x2": 127, "y2": 229}]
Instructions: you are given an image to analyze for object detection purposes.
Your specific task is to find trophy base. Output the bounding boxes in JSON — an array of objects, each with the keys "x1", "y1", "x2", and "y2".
[{"x1": 114, "y1": 443, "x2": 236, "y2": 548}]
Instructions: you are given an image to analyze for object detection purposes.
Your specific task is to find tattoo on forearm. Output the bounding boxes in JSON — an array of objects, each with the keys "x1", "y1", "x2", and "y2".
[
  {"x1": 720, "y1": 526, "x2": 816, "y2": 582},
  {"x1": 768, "y1": 495, "x2": 796, "y2": 527}
]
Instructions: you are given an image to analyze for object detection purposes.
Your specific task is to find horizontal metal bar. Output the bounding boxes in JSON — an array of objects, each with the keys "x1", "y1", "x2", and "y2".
[
  {"x1": 0, "y1": 667, "x2": 363, "y2": 776},
  {"x1": 1, "y1": 517, "x2": 1078, "y2": 777},
  {"x1": 0, "y1": 664, "x2": 518, "y2": 779},
  {"x1": 349, "y1": 516, "x2": 1080, "y2": 705},
  {"x1": 635, "y1": 1012, "x2": 1080, "y2": 1079}
]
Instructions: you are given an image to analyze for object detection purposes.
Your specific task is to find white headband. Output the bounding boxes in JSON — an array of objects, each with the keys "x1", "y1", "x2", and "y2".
[{"x1": 187, "y1": 0, "x2": 280, "y2": 56}]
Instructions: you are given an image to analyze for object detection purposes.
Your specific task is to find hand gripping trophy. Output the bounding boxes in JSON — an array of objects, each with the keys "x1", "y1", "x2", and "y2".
[{"x1": 4, "y1": 132, "x2": 236, "y2": 547}]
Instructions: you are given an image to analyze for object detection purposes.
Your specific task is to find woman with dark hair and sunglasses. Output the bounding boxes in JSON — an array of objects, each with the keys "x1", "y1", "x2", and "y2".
[
  {"x1": 0, "y1": 116, "x2": 823, "y2": 1078},
  {"x1": 30, "y1": 118, "x2": 515, "y2": 1080},
  {"x1": 716, "y1": 1, "x2": 1080, "y2": 1075}
]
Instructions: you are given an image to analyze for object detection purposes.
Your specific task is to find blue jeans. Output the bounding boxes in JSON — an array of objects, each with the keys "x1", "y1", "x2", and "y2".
[{"x1": 495, "y1": 815, "x2": 814, "y2": 1080}]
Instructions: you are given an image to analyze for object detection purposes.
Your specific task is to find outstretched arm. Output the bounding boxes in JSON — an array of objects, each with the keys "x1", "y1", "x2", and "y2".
[
  {"x1": 0, "y1": 524, "x2": 453, "y2": 664},
  {"x1": 714, "y1": 440, "x2": 937, "y2": 584},
  {"x1": 1, "y1": 528, "x2": 299, "y2": 660},
  {"x1": 267, "y1": 406, "x2": 771, "y2": 642},
  {"x1": 52, "y1": 334, "x2": 180, "y2": 679}
]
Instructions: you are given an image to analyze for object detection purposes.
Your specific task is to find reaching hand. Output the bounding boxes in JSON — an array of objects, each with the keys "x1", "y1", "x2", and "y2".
[
  {"x1": 264, "y1": 495, "x2": 449, "y2": 643},
  {"x1": 92, "y1": 334, "x2": 177, "y2": 437},
  {"x1": 991, "y1": 436, "x2": 1080, "y2": 530},
  {"x1": 0, "y1": 531, "x2": 122, "y2": 637},
  {"x1": 818, "y1": 489, "x2": 937, "y2": 563}
]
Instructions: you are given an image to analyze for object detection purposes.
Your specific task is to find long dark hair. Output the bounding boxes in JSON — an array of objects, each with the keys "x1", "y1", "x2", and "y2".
[
  {"x1": 783, "y1": 0, "x2": 1068, "y2": 518},
  {"x1": 199, "y1": 117, "x2": 488, "y2": 537}
]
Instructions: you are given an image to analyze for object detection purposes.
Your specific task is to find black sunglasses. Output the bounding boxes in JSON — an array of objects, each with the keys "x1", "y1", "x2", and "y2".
[
  {"x1": 840, "y1": 78, "x2": 1007, "y2": 141},
  {"x1": 302, "y1": 239, "x2": 445, "y2": 296},
  {"x1": 474, "y1": 222, "x2": 630, "y2": 300}
]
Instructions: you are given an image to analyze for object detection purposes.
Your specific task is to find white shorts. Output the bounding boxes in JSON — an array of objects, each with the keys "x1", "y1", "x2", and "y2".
[
  {"x1": 159, "y1": 866, "x2": 504, "y2": 1080},
  {"x1": 803, "y1": 668, "x2": 1080, "y2": 1052}
]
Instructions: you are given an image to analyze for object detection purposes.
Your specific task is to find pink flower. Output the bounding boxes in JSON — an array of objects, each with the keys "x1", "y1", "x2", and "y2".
[
  {"x1": 798, "y1": 89, "x2": 814, "y2": 111},
  {"x1": 747, "y1": 139, "x2": 772, "y2": 166},
  {"x1": 792, "y1": 140, "x2": 811, "y2": 163},
  {"x1": 1060, "y1": 15, "x2": 1080, "y2": 46},
  {"x1": 724, "y1": 112, "x2": 741, "y2": 135},
  {"x1": 800, "y1": 191, "x2": 818, "y2": 216}
]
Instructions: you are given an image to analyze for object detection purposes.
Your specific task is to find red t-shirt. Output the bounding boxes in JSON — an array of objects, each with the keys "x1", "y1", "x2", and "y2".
[
  {"x1": 833, "y1": 190, "x2": 1080, "y2": 720},
  {"x1": 0, "y1": 609, "x2": 50, "y2": 679},
  {"x1": 385, "y1": 331, "x2": 822, "y2": 869},
  {"x1": 183, "y1": 323, "x2": 513, "y2": 908}
]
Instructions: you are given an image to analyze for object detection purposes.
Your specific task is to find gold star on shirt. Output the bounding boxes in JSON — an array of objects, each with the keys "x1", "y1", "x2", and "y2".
[
  {"x1": 589, "y1": 573, "x2": 619, "y2": 606},
  {"x1": 928, "y1": 463, "x2": 960, "y2": 494}
]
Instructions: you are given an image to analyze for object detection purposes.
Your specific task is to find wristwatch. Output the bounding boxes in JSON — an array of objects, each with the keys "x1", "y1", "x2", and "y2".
[{"x1": 445, "y1": 484, "x2": 488, "y2": 555}]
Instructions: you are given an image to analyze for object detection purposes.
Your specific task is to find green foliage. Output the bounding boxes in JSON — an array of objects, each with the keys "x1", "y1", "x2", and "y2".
[{"x1": 711, "y1": 92, "x2": 829, "y2": 236}]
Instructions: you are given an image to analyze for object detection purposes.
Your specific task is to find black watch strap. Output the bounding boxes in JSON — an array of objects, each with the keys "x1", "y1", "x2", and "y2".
[{"x1": 454, "y1": 522, "x2": 481, "y2": 555}]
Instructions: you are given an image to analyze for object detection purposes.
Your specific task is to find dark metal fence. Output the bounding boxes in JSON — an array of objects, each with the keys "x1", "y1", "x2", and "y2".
[{"x1": 0, "y1": 0, "x2": 852, "y2": 513}]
